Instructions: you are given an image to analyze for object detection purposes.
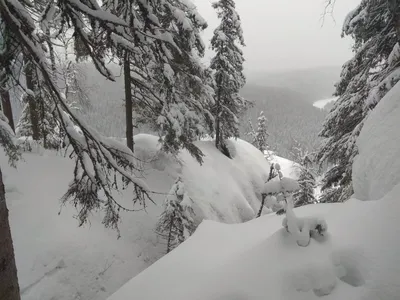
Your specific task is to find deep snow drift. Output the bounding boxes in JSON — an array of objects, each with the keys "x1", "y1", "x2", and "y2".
[
  {"x1": 107, "y1": 84, "x2": 400, "y2": 300},
  {"x1": 108, "y1": 185, "x2": 400, "y2": 300},
  {"x1": 353, "y1": 82, "x2": 400, "y2": 201},
  {"x1": 4, "y1": 135, "x2": 276, "y2": 300}
]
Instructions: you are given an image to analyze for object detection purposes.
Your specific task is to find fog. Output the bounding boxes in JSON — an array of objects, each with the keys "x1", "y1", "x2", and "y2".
[{"x1": 193, "y1": 0, "x2": 361, "y2": 72}]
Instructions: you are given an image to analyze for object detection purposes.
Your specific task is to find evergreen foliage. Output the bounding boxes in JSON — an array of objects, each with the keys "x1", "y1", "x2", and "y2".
[
  {"x1": 294, "y1": 154, "x2": 317, "y2": 208},
  {"x1": 317, "y1": 0, "x2": 400, "y2": 202},
  {"x1": 156, "y1": 178, "x2": 195, "y2": 253},
  {"x1": 210, "y1": 0, "x2": 247, "y2": 154},
  {"x1": 248, "y1": 111, "x2": 269, "y2": 154}
]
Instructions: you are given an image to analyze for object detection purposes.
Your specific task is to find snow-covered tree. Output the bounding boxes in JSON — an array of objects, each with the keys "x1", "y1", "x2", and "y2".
[
  {"x1": 0, "y1": 17, "x2": 21, "y2": 299},
  {"x1": 156, "y1": 178, "x2": 195, "y2": 253},
  {"x1": 15, "y1": 66, "x2": 62, "y2": 151},
  {"x1": 210, "y1": 0, "x2": 247, "y2": 155},
  {"x1": 294, "y1": 154, "x2": 317, "y2": 208},
  {"x1": 248, "y1": 111, "x2": 269, "y2": 154},
  {"x1": 0, "y1": 0, "x2": 212, "y2": 296},
  {"x1": 0, "y1": 20, "x2": 16, "y2": 132},
  {"x1": 102, "y1": 0, "x2": 214, "y2": 160},
  {"x1": 317, "y1": 0, "x2": 400, "y2": 203}
]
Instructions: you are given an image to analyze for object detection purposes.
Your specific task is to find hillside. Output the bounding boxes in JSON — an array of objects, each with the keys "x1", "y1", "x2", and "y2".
[
  {"x1": 23, "y1": 63, "x2": 331, "y2": 160},
  {"x1": 107, "y1": 82, "x2": 400, "y2": 300},
  {"x1": 246, "y1": 66, "x2": 341, "y2": 104},
  {"x1": 240, "y1": 84, "x2": 327, "y2": 158},
  {"x1": 4, "y1": 136, "x2": 296, "y2": 300}
]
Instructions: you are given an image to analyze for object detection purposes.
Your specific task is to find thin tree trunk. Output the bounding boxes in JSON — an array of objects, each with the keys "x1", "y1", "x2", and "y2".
[
  {"x1": 1, "y1": 89, "x2": 15, "y2": 132},
  {"x1": 0, "y1": 167, "x2": 21, "y2": 300},
  {"x1": 215, "y1": 75, "x2": 222, "y2": 150},
  {"x1": 24, "y1": 58, "x2": 40, "y2": 141},
  {"x1": 124, "y1": 53, "x2": 134, "y2": 152}
]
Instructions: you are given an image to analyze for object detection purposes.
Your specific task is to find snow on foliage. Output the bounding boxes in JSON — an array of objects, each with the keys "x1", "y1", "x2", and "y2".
[
  {"x1": 353, "y1": 81, "x2": 400, "y2": 201},
  {"x1": 210, "y1": 0, "x2": 247, "y2": 153},
  {"x1": 317, "y1": 0, "x2": 400, "y2": 203},
  {"x1": 156, "y1": 177, "x2": 195, "y2": 253}
]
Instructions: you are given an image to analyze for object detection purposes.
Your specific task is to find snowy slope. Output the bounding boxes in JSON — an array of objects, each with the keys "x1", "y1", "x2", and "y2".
[
  {"x1": 107, "y1": 79, "x2": 400, "y2": 300},
  {"x1": 108, "y1": 185, "x2": 400, "y2": 300},
  {"x1": 353, "y1": 82, "x2": 400, "y2": 200},
  {"x1": 4, "y1": 135, "x2": 276, "y2": 300}
]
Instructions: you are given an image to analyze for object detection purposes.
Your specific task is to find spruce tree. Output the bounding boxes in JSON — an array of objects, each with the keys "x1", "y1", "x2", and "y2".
[
  {"x1": 317, "y1": 0, "x2": 400, "y2": 202},
  {"x1": 294, "y1": 154, "x2": 317, "y2": 208},
  {"x1": 255, "y1": 111, "x2": 268, "y2": 153},
  {"x1": 156, "y1": 178, "x2": 195, "y2": 253},
  {"x1": 210, "y1": 0, "x2": 247, "y2": 155},
  {"x1": 248, "y1": 111, "x2": 269, "y2": 153},
  {"x1": 101, "y1": 0, "x2": 214, "y2": 161}
]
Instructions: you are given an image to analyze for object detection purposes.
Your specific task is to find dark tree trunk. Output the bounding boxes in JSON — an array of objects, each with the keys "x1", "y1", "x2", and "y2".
[
  {"x1": 1, "y1": 90, "x2": 15, "y2": 132},
  {"x1": 24, "y1": 58, "x2": 40, "y2": 141},
  {"x1": 0, "y1": 167, "x2": 21, "y2": 300},
  {"x1": 124, "y1": 53, "x2": 134, "y2": 152},
  {"x1": 215, "y1": 75, "x2": 222, "y2": 150}
]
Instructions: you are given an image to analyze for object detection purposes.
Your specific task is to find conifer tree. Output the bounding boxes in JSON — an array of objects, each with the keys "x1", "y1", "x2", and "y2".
[
  {"x1": 317, "y1": 0, "x2": 400, "y2": 202},
  {"x1": 156, "y1": 178, "x2": 195, "y2": 253},
  {"x1": 255, "y1": 111, "x2": 268, "y2": 153},
  {"x1": 248, "y1": 111, "x2": 269, "y2": 154},
  {"x1": 0, "y1": 0, "x2": 214, "y2": 296},
  {"x1": 294, "y1": 154, "x2": 317, "y2": 208},
  {"x1": 210, "y1": 0, "x2": 246, "y2": 155}
]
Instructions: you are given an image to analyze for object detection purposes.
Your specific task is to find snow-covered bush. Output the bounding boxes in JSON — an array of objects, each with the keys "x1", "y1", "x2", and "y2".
[{"x1": 260, "y1": 167, "x2": 327, "y2": 247}]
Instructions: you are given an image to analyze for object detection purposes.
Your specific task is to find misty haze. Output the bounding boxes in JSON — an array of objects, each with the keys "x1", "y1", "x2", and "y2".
[{"x1": 1, "y1": 0, "x2": 399, "y2": 300}]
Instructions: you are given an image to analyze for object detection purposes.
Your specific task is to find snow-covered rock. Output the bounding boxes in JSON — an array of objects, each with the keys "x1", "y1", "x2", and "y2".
[{"x1": 353, "y1": 82, "x2": 400, "y2": 200}]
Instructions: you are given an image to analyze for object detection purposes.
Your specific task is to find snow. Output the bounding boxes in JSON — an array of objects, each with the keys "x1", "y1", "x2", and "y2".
[
  {"x1": 313, "y1": 97, "x2": 338, "y2": 109},
  {"x1": 108, "y1": 183, "x2": 400, "y2": 300},
  {"x1": 353, "y1": 81, "x2": 400, "y2": 200},
  {"x1": 269, "y1": 153, "x2": 300, "y2": 179},
  {"x1": 262, "y1": 177, "x2": 299, "y2": 195},
  {"x1": 4, "y1": 134, "x2": 273, "y2": 300}
]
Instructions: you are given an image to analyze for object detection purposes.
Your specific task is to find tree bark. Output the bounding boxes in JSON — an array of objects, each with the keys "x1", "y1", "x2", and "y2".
[
  {"x1": 0, "y1": 167, "x2": 21, "y2": 300},
  {"x1": 215, "y1": 74, "x2": 222, "y2": 150},
  {"x1": 24, "y1": 58, "x2": 40, "y2": 141},
  {"x1": 124, "y1": 53, "x2": 134, "y2": 152},
  {"x1": 1, "y1": 89, "x2": 15, "y2": 133}
]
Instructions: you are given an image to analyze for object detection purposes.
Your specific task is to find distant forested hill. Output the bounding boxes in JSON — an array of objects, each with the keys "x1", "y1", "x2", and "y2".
[
  {"x1": 246, "y1": 66, "x2": 340, "y2": 104},
  {"x1": 240, "y1": 84, "x2": 327, "y2": 159}
]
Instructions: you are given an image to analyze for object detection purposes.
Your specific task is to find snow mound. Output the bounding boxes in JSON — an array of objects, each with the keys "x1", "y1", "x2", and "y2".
[
  {"x1": 181, "y1": 138, "x2": 271, "y2": 223},
  {"x1": 4, "y1": 134, "x2": 272, "y2": 300},
  {"x1": 108, "y1": 184, "x2": 400, "y2": 300},
  {"x1": 353, "y1": 82, "x2": 400, "y2": 200}
]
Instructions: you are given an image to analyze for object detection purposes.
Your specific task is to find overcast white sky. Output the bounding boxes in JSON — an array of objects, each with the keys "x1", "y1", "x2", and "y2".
[{"x1": 193, "y1": 0, "x2": 361, "y2": 73}]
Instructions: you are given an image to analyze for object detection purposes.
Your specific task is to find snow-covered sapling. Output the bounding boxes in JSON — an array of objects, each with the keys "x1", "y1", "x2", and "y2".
[
  {"x1": 156, "y1": 178, "x2": 196, "y2": 253},
  {"x1": 294, "y1": 153, "x2": 317, "y2": 207}
]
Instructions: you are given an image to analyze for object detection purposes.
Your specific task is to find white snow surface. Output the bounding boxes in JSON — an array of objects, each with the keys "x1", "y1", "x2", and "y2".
[
  {"x1": 108, "y1": 184, "x2": 400, "y2": 300},
  {"x1": 353, "y1": 81, "x2": 400, "y2": 200},
  {"x1": 4, "y1": 134, "x2": 275, "y2": 300},
  {"x1": 313, "y1": 97, "x2": 338, "y2": 109}
]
